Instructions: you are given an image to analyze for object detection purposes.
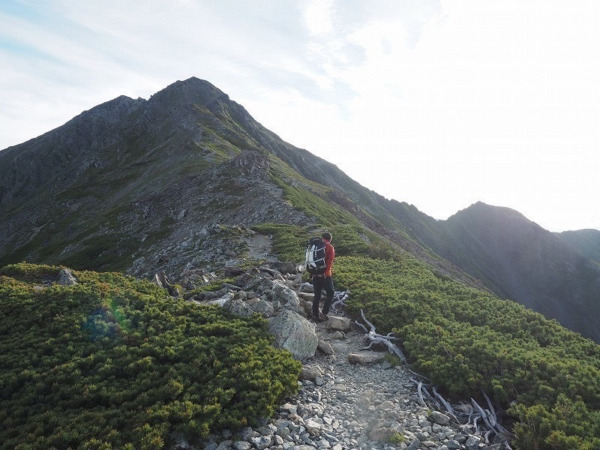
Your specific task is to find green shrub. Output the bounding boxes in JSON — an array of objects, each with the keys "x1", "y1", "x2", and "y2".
[
  {"x1": 0, "y1": 263, "x2": 301, "y2": 449},
  {"x1": 252, "y1": 223, "x2": 309, "y2": 262},
  {"x1": 334, "y1": 256, "x2": 600, "y2": 449}
]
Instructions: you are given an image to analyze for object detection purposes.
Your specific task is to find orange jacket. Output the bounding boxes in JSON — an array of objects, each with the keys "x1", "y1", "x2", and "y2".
[{"x1": 323, "y1": 238, "x2": 335, "y2": 277}]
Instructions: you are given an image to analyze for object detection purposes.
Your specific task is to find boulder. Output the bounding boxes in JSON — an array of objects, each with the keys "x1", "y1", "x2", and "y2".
[
  {"x1": 317, "y1": 339, "x2": 334, "y2": 355},
  {"x1": 299, "y1": 365, "x2": 323, "y2": 382},
  {"x1": 247, "y1": 298, "x2": 275, "y2": 317},
  {"x1": 347, "y1": 351, "x2": 386, "y2": 365},
  {"x1": 465, "y1": 436, "x2": 481, "y2": 450},
  {"x1": 224, "y1": 299, "x2": 254, "y2": 317},
  {"x1": 208, "y1": 292, "x2": 235, "y2": 307},
  {"x1": 304, "y1": 418, "x2": 322, "y2": 436},
  {"x1": 268, "y1": 310, "x2": 318, "y2": 361},
  {"x1": 274, "y1": 262, "x2": 296, "y2": 274},
  {"x1": 297, "y1": 292, "x2": 314, "y2": 302},
  {"x1": 429, "y1": 411, "x2": 451, "y2": 426},
  {"x1": 152, "y1": 270, "x2": 171, "y2": 288},
  {"x1": 326, "y1": 315, "x2": 351, "y2": 331},
  {"x1": 249, "y1": 436, "x2": 271, "y2": 450},
  {"x1": 271, "y1": 280, "x2": 301, "y2": 312},
  {"x1": 57, "y1": 269, "x2": 77, "y2": 286}
]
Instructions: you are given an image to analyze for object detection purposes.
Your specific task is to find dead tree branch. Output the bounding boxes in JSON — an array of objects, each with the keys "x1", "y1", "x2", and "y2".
[
  {"x1": 331, "y1": 290, "x2": 349, "y2": 312},
  {"x1": 356, "y1": 309, "x2": 407, "y2": 363}
]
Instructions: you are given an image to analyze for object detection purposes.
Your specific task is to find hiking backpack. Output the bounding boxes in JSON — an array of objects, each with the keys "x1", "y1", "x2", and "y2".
[{"x1": 305, "y1": 237, "x2": 327, "y2": 275}]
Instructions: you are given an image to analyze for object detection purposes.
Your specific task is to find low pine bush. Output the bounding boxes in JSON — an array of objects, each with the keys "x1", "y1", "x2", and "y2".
[
  {"x1": 0, "y1": 263, "x2": 301, "y2": 449},
  {"x1": 333, "y1": 256, "x2": 600, "y2": 449}
]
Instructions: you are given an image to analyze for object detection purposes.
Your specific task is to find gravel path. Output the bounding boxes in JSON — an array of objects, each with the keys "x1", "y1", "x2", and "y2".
[{"x1": 200, "y1": 313, "x2": 506, "y2": 450}]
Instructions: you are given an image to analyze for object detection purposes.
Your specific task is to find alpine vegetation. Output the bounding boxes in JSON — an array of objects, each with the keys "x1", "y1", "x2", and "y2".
[
  {"x1": 0, "y1": 263, "x2": 301, "y2": 448},
  {"x1": 1, "y1": 78, "x2": 599, "y2": 449}
]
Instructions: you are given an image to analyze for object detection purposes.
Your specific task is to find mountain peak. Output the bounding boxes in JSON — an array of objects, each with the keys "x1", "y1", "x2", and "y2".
[
  {"x1": 149, "y1": 77, "x2": 230, "y2": 109},
  {"x1": 449, "y1": 202, "x2": 534, "y2": 228}
]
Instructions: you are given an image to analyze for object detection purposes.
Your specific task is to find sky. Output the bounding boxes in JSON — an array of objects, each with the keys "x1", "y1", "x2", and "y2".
[{"x1": 1, "y1": 0, "x2": 599, "y2": 232}]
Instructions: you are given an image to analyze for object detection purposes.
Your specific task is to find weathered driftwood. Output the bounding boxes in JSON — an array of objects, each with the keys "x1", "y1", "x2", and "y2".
[
  {"x1": 482, "y1": 391, "x2": 511, "y2": 435},
  {"x1": 416, "y1": 381, "x2": 430, "y2": 408},
  {"x1": 355, "y1": 309, "x2": 407, "y2": 363},
  {"x1": 413, "y1": 381, "x2": 512, "y2": 446},
  {"x1": 471, "y1": 398, "x2": 496, "y2": 436},
  {"x1": 433, "y1": 386, "x2": 459, "y2": 422},
  {"x1": 334, "y1": 297, "x2": 513, "y2": 447}
]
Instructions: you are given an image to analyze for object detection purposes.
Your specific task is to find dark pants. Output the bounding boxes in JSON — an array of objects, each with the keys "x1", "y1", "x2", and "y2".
[{"x1": 312, "y1": 276, "x2": 334, "y2": 316}]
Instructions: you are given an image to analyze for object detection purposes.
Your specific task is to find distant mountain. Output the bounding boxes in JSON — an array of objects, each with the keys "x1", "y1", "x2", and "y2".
[
  {"x1": 1, "y1": 77, "x2": 599, "y2": 342},
  {"x1": 556, "y1": 229, "x2": 600, "y2": 264},
  {"x1": 407, "y1": 202, "x2": 600, "y2": 342}
]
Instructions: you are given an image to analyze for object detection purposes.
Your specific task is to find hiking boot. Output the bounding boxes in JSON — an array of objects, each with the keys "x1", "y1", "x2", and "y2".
[
  {"x1": 311, "y1": 314, "x2": 323, "y2": 323},
  {"x1": 319, "y1": 312, "x2": 329, "y2": 321}
]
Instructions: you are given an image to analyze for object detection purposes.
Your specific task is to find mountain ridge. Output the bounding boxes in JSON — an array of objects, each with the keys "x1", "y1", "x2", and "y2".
[
  {"x1": 556, "y1": 228, "x2": 600, "y2": 264},
  {"x1": 1, "y1": 77, "x2": 599, "y2": 343}
]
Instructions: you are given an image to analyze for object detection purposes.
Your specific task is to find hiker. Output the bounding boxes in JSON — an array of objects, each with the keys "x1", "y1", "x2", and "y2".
[{"x1": 312, "y1": 232, "x2": 335, "y2": 322}]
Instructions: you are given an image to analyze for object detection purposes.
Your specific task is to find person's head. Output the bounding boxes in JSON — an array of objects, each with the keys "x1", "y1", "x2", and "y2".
[{"x1": 322, "y1": 232, "x2": 332, "y2": 242}]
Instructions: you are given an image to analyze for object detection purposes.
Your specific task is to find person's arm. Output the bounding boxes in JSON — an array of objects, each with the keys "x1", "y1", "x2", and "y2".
[{"x1": 325, "y1": 243, "x2": 335, "y2": 277}]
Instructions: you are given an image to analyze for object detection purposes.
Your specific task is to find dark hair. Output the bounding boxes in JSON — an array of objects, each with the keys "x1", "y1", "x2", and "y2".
[{"x1": 322, "y1": 232, "x2": 332, "y2": 241}]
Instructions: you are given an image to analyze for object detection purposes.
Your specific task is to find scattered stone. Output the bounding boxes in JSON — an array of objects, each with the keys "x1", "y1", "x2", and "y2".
[
  {"x1": 223, "y1": 299, "x2": 254, "y2": 317},
  {"x1": 249, "y1": 436, "x2": 271, "y2": 449},
  {"x1": 247, "y1": 298, "x2": 274, "y2": 317},
  {"x1": 208, "y1": 291, "x2": 235, "y2": 307},
  {"x1": 305, "y1": 418, "x2": 323, "y2": 436}
]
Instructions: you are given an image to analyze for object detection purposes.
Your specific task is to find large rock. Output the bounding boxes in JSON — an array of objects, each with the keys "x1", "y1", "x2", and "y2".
[
  {"x1": 208, "y1": 292, "x2": 235, "y2": 307},
  {"x1": 299, "y1": 365, "x2": 324, "y2": 382},
  {"x1": 347, "y1": 351, "x2": 386, "y2": 365},
  {"x1": 224, "y1": 299, "x2": 254, "y2": 318},
  {"x1": 268, "y1": 310, "x2": 318, "y2": 361},
  {"x1": 317, "y1": 339, "x2": 334, "y2": 355},
  {"x1": 304, "y1": 418, "x2": 322, "y2": 436},
  {"x1": 326, "y1": 315, "x2": 351, "y2": 331},
  {"x1": 429, "y1": 411, "x2": 451, "y2": 426},
  {"x1": 247, "y1": 298, "x2": 275, "y2": 317},
  {"x1": 57, "y1": 269, "x2": 77, "y2": 286},
  {"x1": 271, "y1": 280, "x2": 301, "y2": 312}
]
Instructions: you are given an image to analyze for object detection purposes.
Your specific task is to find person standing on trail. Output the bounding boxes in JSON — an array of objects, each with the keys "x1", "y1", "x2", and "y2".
[{"x1": 312, "y1": 232, "x2": 335, "y2": 322}]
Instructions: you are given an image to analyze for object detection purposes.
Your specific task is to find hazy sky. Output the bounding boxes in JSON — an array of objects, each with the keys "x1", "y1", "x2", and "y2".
[{"x1": 2, "y1": 0, "x2": 599, "y2": 231}]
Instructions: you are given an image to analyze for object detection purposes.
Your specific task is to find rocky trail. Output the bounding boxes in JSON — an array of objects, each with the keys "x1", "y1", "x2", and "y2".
[{"x1": 181, "y1": 266, "x2": 511, "y2": 450}]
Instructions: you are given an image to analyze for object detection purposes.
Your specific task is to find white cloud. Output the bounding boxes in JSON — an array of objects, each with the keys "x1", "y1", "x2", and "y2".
[{"x1": 304, "y1": 0, "x2": 334, "y2": 36}]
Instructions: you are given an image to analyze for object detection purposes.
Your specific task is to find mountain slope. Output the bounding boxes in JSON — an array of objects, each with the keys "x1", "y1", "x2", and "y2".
[
  {"x1": 408, "y1": 202, "x2": 600, "y2": 342},
  {"x1": 1, "y1": 77, "x2": 598, "y2": 343},
  {"x1": 556, "y1": 229, "x2": 600, "y2": 264}
]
